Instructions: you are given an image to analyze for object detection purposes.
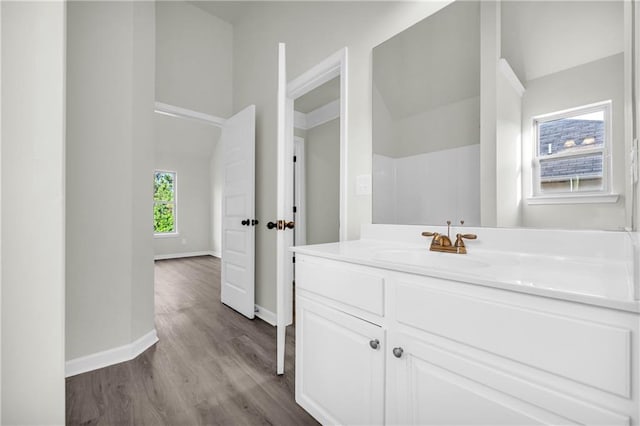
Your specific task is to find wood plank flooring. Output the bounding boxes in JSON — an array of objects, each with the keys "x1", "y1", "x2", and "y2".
[{"x1": 66, "y1": 256, "x2": 318, "y2": 426}]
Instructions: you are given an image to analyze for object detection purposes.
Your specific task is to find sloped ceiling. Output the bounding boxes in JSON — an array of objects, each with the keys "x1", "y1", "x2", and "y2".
[
  {"x1": 373, "y1": 0, "x2": 480, "y2": 120},
  {"x1": 501, "y1": 1, "x2": 623, "y2": 84}
]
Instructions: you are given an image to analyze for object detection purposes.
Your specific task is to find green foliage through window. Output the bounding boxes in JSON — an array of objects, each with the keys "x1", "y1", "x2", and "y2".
[{"x1": 154, "y1": 171, "x2": 175, "y2": 233}]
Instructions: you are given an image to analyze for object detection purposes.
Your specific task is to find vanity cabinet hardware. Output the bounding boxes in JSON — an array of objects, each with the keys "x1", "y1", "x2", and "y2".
[
  {"x1": 267, "y1": 221, "x2": 278, "y2": 229},
  {"x1": 251, "y1": 219, "x2": 259, "y2": 226},
  {"x1": 241, "y1": 219, "x2": 250, "y2": 226},
  {"x1": 369, "y1": 339, "x2": 380, "y2": 350},
  {"x1": 392, "y1": 347, "x2": 404, "y2": 358}
]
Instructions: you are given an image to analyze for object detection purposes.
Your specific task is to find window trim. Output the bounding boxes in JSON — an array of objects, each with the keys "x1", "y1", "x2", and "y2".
[
  {"x1": 529, "y1": 100, "x2": 616, "y2": 204},
  {"x1": 154, "y1": 170, "x2": 178, "y2": 236}
]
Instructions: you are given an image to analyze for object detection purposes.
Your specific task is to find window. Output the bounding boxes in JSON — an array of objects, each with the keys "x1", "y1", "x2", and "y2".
[
  {"x1": 154, "y1": 171, "x2": 177, "y2": 234},
  {"x1": 531, "y1": 101, "x2": 612, "y2": 200}
]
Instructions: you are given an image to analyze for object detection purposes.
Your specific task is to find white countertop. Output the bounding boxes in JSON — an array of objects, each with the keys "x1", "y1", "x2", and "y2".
[{"x1": 292, "y1": 239, "x2": 639, "y2": 313}]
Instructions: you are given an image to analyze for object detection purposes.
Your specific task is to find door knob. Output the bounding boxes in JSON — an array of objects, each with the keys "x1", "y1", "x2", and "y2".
[
  {"x1": 267, "y1": 221, "x2": 278, "y2": 229},
  {"x1": 241, "y1": 219, "x2": 250, "y2": 226},
  {"x1": 369, "y1": 339, "x2": 380, "y2": 350},
  {"x1": 392, "y1": 347, "x2": 404, "y2": 358},
  {"x1": 284, "y1": 221, "x2": 295, "y2": 229}
]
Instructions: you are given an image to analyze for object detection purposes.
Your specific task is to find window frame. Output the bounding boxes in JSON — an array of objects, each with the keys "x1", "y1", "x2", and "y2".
[
  {"x1": 153, "y1": 170, "x2": 179, "y2": 237},
  {"x1": 528, "y1": 100, "x2": 618, "y2": 204}
]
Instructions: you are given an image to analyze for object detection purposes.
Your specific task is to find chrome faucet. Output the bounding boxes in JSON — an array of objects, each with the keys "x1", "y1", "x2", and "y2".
[{"x1": 422, "y1": 220, "x2": 477, "y2": 254}]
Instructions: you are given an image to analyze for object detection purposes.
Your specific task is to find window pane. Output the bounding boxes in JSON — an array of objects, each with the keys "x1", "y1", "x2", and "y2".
[
  {"x1": 154, "y1": 172, "x2": 174, "y2": 202},
  {"x1": 539, "y1": 153, "x2": 603, "y2": 193},
  {"x1": 538, "y1": 111, "x2": 604, "y2": 157},
  {"x1": 154, "y1": 202, "x2": 175, "y2": 233}
]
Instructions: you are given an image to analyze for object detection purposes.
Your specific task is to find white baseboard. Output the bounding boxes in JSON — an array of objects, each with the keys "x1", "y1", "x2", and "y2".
[
  {"x1": 154, "y1": 251, "x2": 217, "y2": 260},
  {"x1": 209, "y1": 250, "x2": 221, "y2": 258},
  {"x1": 65, "y1": 329, "x2": 158, "y2": 377},
  {"x1": 255, "y1": 304, "x2": 276, "y2": 326}
]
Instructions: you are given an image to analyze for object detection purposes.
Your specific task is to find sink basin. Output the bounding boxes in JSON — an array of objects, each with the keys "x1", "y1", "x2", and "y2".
[{"x1": 374, "y1": 248, "x2": 489, "y2": 270}]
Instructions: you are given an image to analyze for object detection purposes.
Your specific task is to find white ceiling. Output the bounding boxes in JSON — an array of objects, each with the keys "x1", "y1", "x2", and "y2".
[
  {"x1": 501, "y1": 1, "x2": 624, "y2": 83},
  {"x1": 373, "y1": 0, "x2": 480, "y2": 120},
  {"x1": 294, "y1": 76, "x2": 340, "y2": 114}
]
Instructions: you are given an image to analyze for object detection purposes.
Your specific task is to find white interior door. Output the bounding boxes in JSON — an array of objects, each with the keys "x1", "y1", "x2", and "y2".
[
  {"x1": 221, "y1": 104, "x2": 256, "y2": 319},
  {"x1": 276, "y1": 43, "x2": 295, "y2": 374}
]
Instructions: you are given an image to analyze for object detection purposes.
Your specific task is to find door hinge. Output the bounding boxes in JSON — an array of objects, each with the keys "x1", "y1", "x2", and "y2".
[
  {"x1": 292, "y1": 256, "x2": 296, "y2": 264},
  {"x1": 293, "y1": 206, "x2": 297, "y2": 213},
  {"x1": 293, "y1": 155, "x2": 297, "y2": 162}
]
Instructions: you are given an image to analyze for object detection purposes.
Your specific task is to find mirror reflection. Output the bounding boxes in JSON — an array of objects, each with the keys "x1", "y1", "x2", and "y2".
[{"x1": 372, "y1": 0, "x2": 629, "y2": 230}]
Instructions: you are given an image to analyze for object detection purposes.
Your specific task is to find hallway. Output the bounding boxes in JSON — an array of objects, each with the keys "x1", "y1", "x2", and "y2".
[{"x1": 66, "y1": 256, "x2": 317, "y2": 425}]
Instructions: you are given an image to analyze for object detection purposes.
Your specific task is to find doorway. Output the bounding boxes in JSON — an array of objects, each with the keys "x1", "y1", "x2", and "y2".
[{"x1": 276, "y1": 46, "x2": 348, "y2": 374}]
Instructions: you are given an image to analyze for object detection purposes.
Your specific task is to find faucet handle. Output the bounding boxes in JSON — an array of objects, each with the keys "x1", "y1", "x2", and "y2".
[
  {"x1": 421, "y1": 231, "x2": 438, "y2": 237},
  {"x1": 454, "y1": 233, "x2": 477, "y2": 248}
]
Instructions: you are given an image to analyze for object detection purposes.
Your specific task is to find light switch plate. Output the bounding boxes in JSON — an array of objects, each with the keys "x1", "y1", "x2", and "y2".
[{"x1": 356, "y1": 174, "x2": 372, "y2": 196}]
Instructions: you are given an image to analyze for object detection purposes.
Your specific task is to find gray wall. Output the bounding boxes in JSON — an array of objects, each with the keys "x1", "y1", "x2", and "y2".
[
  {"x1": 231, "y1": 1, "x2": 450, "y2": 312},
  {"x1": 306, "y1": 119, "x2": 340, "y2": 244},
  {"x1": 66, "y1": 1, "x2": 155, "y2": 360},
  {"x1": 1, "y1": 1, "x2": 66, "y2": 423},
  {"x1": 154, "y1": 147, "x2": 213, "y2": 256},
  {"x1": 521, "y1": 54, "x2": 625, "y2": 229},
  {"x1": 155, "y1": 1, "x2": 232, "y2": 258},
  {"x1": 156, "y1": 2, "x2": 233, "y2": 117}
]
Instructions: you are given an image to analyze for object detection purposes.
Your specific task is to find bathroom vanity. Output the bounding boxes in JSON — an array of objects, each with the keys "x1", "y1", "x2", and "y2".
[{"x1": 292, "y1": 224, "x2": 639, "y2": 425}]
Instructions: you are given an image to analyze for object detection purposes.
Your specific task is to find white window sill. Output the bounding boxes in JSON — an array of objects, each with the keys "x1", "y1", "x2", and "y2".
[
  {"x1": 154, "y1": 232, "x2": 180, "y2": 239},
  {"x1": 527, "y1": 193, "x2": 619, "y2": 205}
]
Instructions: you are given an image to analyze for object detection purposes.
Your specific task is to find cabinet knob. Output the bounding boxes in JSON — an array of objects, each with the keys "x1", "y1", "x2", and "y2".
[
  {"x1": 369, "y1": 339, "x2": 380, "y2": 350},
  {"x1": 392, "y1": 347, "x2": 404, "y2": 358}
]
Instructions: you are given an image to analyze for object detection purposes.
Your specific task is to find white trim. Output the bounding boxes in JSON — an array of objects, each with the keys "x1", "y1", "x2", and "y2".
[
  {"x1": 294, "y1": 99, "x2": 340, "y2": 131},
  {"x1": 254, "y1": 304, "x2": 276, "y2": 326},
  {"x1": 287, "y1": 49, "x2": 342, "y2": 100},
  {"x1": 527, "y1": 193, "x2": 620, "y2": 205},
  {"x1": 65, "y1": 329, "x2": 158, "y2": 377},
  {"x1": 277, "y1": 45, "x2": 349, "y2": 376},
  {"x1": 305, "y1": 99, "x2": 340, "y2": 130},
  {"x1": 294, "y1": 137, "x2": 307, "y2": 247},
  {"x1": 498, "y1": 58, "x2": 525, "y2": 97},
  {"x1": 154, "y1": 232, "x2": 180, "y2": 239},
  {"x1": 154, "y1": 101, "x2": 226, "y2": 128},
  {"x1": 531, "y1": 101, "x2": 613, "y2": 199},
  {"x1": 287, "y1": 47, "x2": 348, "y2": 243},
  {"x1": 154, "y1": 251, "x2": 218, "y2": 260}
]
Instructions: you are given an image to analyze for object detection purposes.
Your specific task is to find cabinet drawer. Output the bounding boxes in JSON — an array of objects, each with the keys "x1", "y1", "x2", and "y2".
[
  {"x1": 394, "y1": 278, "x2": 631, "y2": 398},
  {"x1": 297, "y1": 256, "x2": 385, "y2": 316}
]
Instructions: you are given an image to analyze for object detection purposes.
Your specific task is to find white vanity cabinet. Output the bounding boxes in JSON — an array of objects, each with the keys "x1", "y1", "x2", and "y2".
[
  {"x1": 294, "y1": 253, "x2": 639, "y2": 426},
  {"x1": 296, "y1": 297, "x2": 385, "y2": 425}
]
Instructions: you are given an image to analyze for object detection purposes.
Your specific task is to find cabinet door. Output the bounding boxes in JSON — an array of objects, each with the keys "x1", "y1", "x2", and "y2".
[
  {"x1": 296, "y1": 296, "x2": 385, "y2": 425},
  {"x1": 386, "y1": 331, "x2": 580, "y2": 426}
]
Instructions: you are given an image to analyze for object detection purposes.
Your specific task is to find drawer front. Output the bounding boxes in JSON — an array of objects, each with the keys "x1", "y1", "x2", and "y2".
[
  {"x1": 296, "y1": 256, "x2": 385, "y2": 316},
  {"x1": 395, "y1": 279, "x2": 631, "y2": 398}
]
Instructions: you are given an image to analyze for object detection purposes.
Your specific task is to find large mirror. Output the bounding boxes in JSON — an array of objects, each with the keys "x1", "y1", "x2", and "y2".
[{"x1": 372, "y1": 0, "x2": 631, "y2": 230}]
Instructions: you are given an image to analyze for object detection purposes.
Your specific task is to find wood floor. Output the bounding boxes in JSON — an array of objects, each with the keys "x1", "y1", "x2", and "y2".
[{"x1": 66, "y1": 256, "x2": 318, "y2": 426}]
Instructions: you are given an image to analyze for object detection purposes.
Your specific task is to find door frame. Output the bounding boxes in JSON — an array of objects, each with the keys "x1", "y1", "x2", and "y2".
[
  {"x1": 287, "y1": 48, "x2": 348, "y2": 241},
  {"x1": 293, "y1": 136, "x2": 307, "y2": 247},
  {"x1": 276, "y1": 45, "x2": 348, "y2": 374}
]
